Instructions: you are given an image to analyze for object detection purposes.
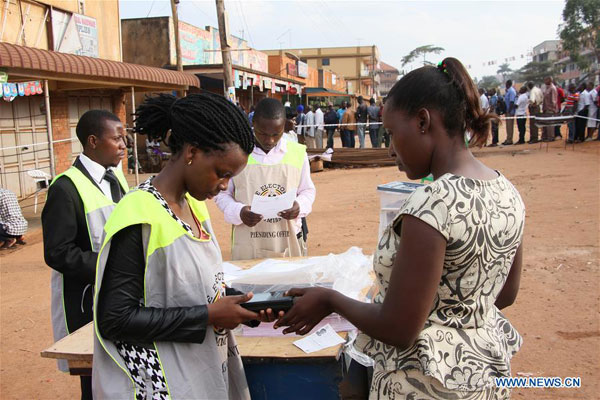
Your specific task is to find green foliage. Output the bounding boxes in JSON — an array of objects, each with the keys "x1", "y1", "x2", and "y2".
[
  {"x1": 479, "y1": 75, "x2": 501, "y2": 90},
  {"x1": 496, "y1": 63, "x2": 514, "y2": 81},
  {"x1": 517, "y1": 61, "x2": 558, "y2": 84},
  {"x1": 401, "y1": 45, "x2": 445, "y2": 67},
  {"x1": 558, "y1": 0, "x2": 600, "y2": 70}
]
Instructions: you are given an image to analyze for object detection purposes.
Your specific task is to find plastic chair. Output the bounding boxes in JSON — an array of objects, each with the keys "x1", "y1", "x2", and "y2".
[{"x1": 26, "y1": 169, "x2": 51, "y2": 214}]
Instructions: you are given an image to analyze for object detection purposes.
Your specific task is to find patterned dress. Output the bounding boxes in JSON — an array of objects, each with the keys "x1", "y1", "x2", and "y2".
[{"x1": 355, "y1": 172, "x2": 525, "y2": 399}]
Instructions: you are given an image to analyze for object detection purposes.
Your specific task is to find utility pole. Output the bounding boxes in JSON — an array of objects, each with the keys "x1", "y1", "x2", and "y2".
[
  {"x1": 170, "y1": 0, "x2": 183, "y2": 97},
  {"x1": 216, "y1": 0, "x2": 235, "y2": 102}
]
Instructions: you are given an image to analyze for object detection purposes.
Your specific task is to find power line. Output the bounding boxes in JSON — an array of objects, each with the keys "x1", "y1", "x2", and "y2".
[{"x1": 237, "y1": 1, "x2": 255, "y2": 48}]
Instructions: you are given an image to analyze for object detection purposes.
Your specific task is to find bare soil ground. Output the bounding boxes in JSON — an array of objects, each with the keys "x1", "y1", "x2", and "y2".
[{"x1": 1, "y1": 139, "x2": 598, "y2": 399}]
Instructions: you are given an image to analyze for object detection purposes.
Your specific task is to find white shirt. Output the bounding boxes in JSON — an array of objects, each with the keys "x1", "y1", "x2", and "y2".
[
  {"x1": 480, "y1": 94, "x2": 489, "y2": 110},
  {"x1": 78, "y1": 153, "x2": 118, "y2": 202},
  {"x1": 516, "y1": 93, "x2": 529, "y2": 116},
  {"x1": 578, "y1": 90, "x2": 591, "y2": 112},
  {"x1": 315, "y1": 108, "x2": 324, "y2": 130},
  {"x1": 529, "y1": 86, "x2": 543, "y2": 106},
  {"x1": 305, "y1": 111, "x2": 315, "y2": 137},
  {"x1": 214, "y1": 137, "x2": 316, "y2": 234}
]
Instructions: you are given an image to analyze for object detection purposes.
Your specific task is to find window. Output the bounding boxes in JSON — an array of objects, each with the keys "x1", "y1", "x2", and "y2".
[{"x1": 322, "y1": 58, "x2": 330, "y2": 66}]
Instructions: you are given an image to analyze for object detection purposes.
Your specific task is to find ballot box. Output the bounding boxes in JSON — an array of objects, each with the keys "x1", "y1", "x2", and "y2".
[{"x1": 377, "y1": 181, "x2": 424, "y2": 238}]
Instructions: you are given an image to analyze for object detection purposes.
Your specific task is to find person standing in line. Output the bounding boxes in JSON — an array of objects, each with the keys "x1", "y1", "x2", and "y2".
[
  {"x1": 342, "y1": 103, "x2": 357, "y2": 148},
  {"x1": 564, "y1": 83, "x2": 579, "y2": 144},
  {"x1": 248, "y1": 106, "x2": 255, "y2": 126},
  {"x1": 337, "y1": 101, "x2": 347, "y2": 147},
  {"x1": 555, "y1": 84, "x2": 565, "y2": 139},
  {"x1": 541, "y1": 76, "x2": 558, "y2": 142},
  {"x1": 367, "y1": 98, "x2": 381, "y2": 148},
  {"x1": 488, "y1": 88, "x2": 500, "y2": 147},
  {"x1": 526, "y1": 81, "x2": 543, "y2": 144},
  {"x1": 42, "y1": 110, "x2": 128, "y2": 400},
  {"x1": 502, "y1": 80, "x2": 517, "y2": 145},
  {"x1": 575, "y1": 83, "x2": 590, "y2": 142},
  {"x1": 586, "y1": 82, "x2": 598, "y2": 141},
  {"x1": 314, "y1": 103, "x2": 324, "y2": 149},
  {"x1": 479, "y1": 88, "x2": 489, "y2": 111},
  {"x1": 356, "y1": 96, "x2": 368, "y2": 148},
  {"x1": 378, "y1": 100, "x2": 390, "y2": 148},
  {"x1": 0, "y1": 188, "x2": 27, "y2": 249},
  {"x1": 324, "y1": 103, "x2": 339, "y2": 149},
  {"x1": 304, "y1": 105, "x2": 316, "y2": 148},
  {"x1": 295, "y1": 105, "x2": 306, "y2": 145},
  {"x1": 515, "y1": 86, "x2": 529, "y2": 144}
]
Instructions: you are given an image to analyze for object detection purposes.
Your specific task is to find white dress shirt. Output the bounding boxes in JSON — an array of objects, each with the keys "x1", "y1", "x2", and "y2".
[
  {"x1": 480, "y1": 94, "x2": 489, "y2": 110},
  {"x1": 214, "y1": 137, "x2": 316, "y2": 234},
  {"x1": 305, "y1": 111, "x2": 315, "y2": 137},
  {"x1": 516, "y1": 93, "x2": 529, "y2": 116},
  {"x1": 315, "y1": 108, "x2": 324, "y2": 130},
  {"x1": 78, "y1": 153, "x2": 119, "y2": 202},
  {"x1": 577, "y1": 90, "x2": 591, "y2": 112},
  {"x1": 529, "y1": 86, "x2": 543, "y2": 106}
]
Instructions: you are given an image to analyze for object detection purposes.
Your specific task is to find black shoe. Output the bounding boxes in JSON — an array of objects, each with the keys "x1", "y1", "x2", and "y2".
[
  {"x1": 556, "y1": 134, "x2": 563, "y2": 139},
  {"x1": 514, "y1": 141, "x2": 525, "y2": 145},
  {"x1": 527, "y1": 139, "x2": 539, "y2": 144},
  {"x1": 501, "y1": 140, "x2": 513, "y2": 145},
  {"x1": 566, "y1": 139, "x2": 574, "y2": 144}
]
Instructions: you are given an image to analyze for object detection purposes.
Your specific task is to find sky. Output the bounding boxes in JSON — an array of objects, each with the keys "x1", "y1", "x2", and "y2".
[{"x1": 119, "y1": 0, "x2": 566, "y2": 80}]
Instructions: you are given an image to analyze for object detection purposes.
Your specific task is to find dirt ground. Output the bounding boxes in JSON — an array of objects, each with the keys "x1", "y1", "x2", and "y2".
[{"x1": 1, "y1": 139, "x2": 598, "y2": 399}]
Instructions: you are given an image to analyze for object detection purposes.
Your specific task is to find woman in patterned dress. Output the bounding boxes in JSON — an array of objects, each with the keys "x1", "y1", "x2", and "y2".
[{"x1": 275, "y1": 58, "x2": 525, "y2": 399}]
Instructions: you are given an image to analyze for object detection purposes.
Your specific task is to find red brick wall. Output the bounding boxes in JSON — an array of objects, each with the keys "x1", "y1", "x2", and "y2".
[{"x1": 49, "y1": 93, "x2": 72, "y2": 175}]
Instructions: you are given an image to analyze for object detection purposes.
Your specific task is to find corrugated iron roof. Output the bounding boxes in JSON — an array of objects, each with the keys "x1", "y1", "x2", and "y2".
[{"x1": 0, "y1": 42, "x2": 199, "y2": 89}]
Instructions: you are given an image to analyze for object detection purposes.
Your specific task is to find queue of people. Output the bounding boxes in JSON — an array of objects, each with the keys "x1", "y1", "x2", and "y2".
[
  {"x1": 480, "y1": 78, "x2": 599, "y2": 146},
  {"x1": 41, "y1": 57, "x2": 528, "y2": 399}
]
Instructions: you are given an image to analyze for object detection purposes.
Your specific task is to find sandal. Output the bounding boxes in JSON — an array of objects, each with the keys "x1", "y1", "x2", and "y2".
[{"x1": 1, "y1": 238, "x2": 17, "y2": 249}]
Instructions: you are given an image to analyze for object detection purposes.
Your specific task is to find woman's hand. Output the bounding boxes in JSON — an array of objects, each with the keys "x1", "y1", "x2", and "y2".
[
  {"x1": 274, "y1": 287, "x2": 335, "y2": 335},
  {"x1": 207, "y1": 293, "x2": 259, "y2": 330}
]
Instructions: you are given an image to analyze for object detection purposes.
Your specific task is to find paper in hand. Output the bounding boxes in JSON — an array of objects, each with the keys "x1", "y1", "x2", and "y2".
[
  {"x1": 250, "y1": 189, "x2": 297, "y2": 219},
  {"x1": 293, "y1": 324, "x2": 345, "y2": 354}
]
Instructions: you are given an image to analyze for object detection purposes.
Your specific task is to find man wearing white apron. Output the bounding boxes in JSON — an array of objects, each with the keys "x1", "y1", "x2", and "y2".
[{"x1": 216, "y1": 98, "x2": 316, "y2": 260}]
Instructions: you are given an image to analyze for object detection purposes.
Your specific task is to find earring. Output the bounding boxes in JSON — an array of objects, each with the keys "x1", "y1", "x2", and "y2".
[
  {"x1": 420, "y1": 129, "x2": 425, "y2": 134},
  {"x1": 187, "y1": 159, "x2": 193, "y2": 165}
]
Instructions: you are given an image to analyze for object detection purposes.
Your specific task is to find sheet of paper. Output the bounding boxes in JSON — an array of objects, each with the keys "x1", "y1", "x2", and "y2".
[
  {"x1": 250, "y1": 189, "x2": 297, "y2": 219},
  {"x1": 293, "y1": 324, "x2": 345, "y2": 354}
]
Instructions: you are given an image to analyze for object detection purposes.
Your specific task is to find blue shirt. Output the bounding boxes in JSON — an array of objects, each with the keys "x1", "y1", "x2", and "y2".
[
  {"x1": 489, "y1": 94, "x2": 498, "y2": 108},
  {"x1": 504, "y1": 87, "x2": 517, "y2": 116},
  {"x1": 248, "y1": 111, "x2": 254, "y2": 125},
  {"x1": 337, "y1": 108, "x2": 345, "y2": 123}
]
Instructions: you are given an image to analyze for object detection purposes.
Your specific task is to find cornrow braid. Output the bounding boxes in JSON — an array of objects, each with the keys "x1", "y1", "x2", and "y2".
[{"x1": 133, "y1": 92, "x2": 254, "y2": 155}]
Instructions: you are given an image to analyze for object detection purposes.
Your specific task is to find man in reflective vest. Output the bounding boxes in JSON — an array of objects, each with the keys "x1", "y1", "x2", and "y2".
[
  {"x1": 42, "y1": 109, "x2": 128, "y2": 400},
  {"x1": 215, "y1": 98, "x2": 316, "y2": 260}
]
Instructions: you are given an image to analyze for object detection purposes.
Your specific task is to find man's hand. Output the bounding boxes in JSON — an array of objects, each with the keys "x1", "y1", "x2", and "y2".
[
  {"x1": 278, "y1": 201, "x2": 300, "y2": 220},
  {"x1": 240, "y1": 206, "x2": 263, "y2": 227}
]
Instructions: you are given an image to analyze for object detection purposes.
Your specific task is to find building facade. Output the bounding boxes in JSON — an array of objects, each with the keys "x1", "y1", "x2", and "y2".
[{"x1": 377, "y1": 62, "x2": 400, "y2": 97}]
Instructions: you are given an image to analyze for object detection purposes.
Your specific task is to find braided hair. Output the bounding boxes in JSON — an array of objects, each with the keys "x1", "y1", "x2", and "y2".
[{"x1": 133, "y1": 92, "x2": 254, "y2": 155}]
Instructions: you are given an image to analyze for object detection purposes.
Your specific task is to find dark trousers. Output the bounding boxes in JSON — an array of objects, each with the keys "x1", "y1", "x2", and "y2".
[
  {"x1": 80, "y1": 376, "x2": 92, "y2": 400},
  {"x1": 0, "y1": 225, "x2": 21, "y2": 241},
  {"x1": 368, "y1": 126, "x2": 380, "y2": 147},
  {"x1": 528, "y1": 105, "x2": 540, "y2": 141},
  {"x1": 491, "y1": 121, "x2": 499, "y2": 144},
  {"x1": 342, "y1": 130, "x2": 355, "y2": 148},
  {"x1": 575, "y1": 109, "x2": 587, "y2": 141},
  {"x1": 555, "y1": 125, "x2": 562, "y2": 137},
  {"x1": 517, "y1": 117, "x2": 526, "y2": 142},
  {"x1": 326, "y1": 128, "x2": 336, "y2": 149}
]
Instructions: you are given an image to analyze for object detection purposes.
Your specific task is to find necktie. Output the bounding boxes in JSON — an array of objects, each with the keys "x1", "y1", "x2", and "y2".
[{"x1": 103, "y1": 169, "x2": 123, "y2": 202}]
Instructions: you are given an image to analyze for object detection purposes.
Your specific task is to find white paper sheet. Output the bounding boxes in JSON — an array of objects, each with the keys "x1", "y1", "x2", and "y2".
[
  {"x1": 293, "y1": 324, "x2": 346, "y2": 354},
  {"x1": 250, "y1": 189, "x2": 297, "y2": 219}
]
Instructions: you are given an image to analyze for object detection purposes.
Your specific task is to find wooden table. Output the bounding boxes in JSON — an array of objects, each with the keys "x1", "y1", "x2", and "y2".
[{"x1": 41, "y1": 257, "x2": 355, "y2": 399}]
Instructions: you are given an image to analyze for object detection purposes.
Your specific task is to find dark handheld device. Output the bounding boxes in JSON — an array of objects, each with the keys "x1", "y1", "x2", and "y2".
[{"x1": 240, "y1": 291, "x2": 295, "y2": 313}]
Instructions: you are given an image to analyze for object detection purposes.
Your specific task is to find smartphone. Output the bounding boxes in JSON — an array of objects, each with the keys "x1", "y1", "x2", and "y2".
[{"x1": 240, "y1": 291, "x2": 295, "y2": 313}]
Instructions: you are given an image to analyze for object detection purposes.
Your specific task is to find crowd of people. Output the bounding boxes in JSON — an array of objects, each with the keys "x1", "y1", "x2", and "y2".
[{"x1": 479, "y1": 78, "x2": 599, "y2": 146}]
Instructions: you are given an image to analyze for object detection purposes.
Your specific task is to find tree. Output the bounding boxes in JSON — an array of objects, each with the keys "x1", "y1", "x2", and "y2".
[
  {"x1": 517, "y1": 61, "x2": 558, "y2": 84},
  {"x1": 479, "y1": 75, "x2": 501, "y2": 90},
  {"x1": 401, "y1": 45, "x2": 445, "y2": 67},
  {"x1": 496, "y1": 63, "x2": 513, "y2": 82},
  {"x1": 559, "y1": 0, "x2": 600, "y2": 71}
]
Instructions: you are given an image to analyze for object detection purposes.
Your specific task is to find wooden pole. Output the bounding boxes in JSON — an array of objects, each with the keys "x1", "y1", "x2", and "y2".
[
  {"x1": 216, "y1": 0, "x2": 235, "y2": 102},
  {"x1": 130, "y1": 87, "x2": 139, "y2": 185},
  {"x1": 43, "y1": 80, "x2": 56, "y2": 178},
  {"x1": 170, "y1": 0, "x2": 183, "y2": 97}
]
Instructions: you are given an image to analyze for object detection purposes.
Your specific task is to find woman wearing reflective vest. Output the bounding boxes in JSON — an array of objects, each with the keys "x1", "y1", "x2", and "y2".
[{"x1": 93, "y1": 93, "x2": 267, "y2": 400}]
